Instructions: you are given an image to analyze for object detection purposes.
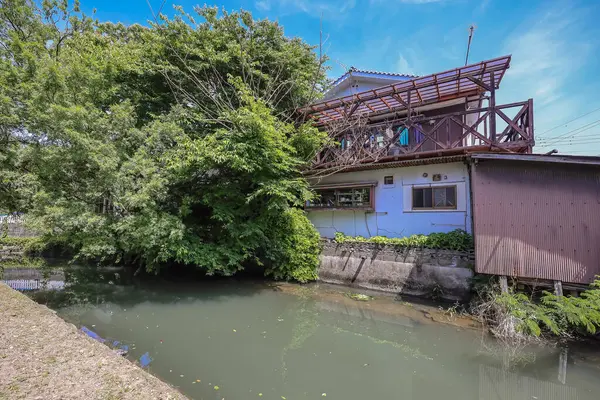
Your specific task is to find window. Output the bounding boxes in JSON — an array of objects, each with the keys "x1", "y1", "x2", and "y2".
[
  {"x1": 384, "y1": 176, "x2": 394, "y2": 185},
  {"x1": 307, "y1": 187, "x2": 373, "y2": 210},
  {"x1": 412, "y1": 186, "x2": 457, "y2": 210}
]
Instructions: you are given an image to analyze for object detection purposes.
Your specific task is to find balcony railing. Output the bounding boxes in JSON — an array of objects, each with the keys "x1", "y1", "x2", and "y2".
[{"x1": 311, "y1": 99, "x2": 534, "y2": 170}]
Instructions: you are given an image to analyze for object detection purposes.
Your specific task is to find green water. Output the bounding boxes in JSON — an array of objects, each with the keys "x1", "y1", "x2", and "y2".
[{"x1": 35, "y1": 277, "x2": 600, "y2": 400}]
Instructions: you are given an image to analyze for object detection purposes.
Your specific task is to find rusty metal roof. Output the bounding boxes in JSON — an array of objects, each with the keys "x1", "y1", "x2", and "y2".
[
  {"x1": 301, "y1": 55, "x2": 512, "y2": 126},
  {"x1": 469, "y1": 152, "x2": 600, "y2": 166}
]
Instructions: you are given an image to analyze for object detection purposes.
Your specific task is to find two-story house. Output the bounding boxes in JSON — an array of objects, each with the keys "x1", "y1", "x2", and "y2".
[{"x1": 300, "y1": 55, "x2": 534, "y2": 238}]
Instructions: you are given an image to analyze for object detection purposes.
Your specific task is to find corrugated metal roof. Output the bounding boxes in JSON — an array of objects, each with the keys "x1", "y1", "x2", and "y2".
[
  {"x1": 329, "y1": 67, "x2": 419, "y2": 88},
  {"x1": 470, "y1": 152, "x2": 600, "y2": 166}
]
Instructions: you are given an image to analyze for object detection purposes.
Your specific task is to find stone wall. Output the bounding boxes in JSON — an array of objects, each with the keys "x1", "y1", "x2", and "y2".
[{"x1": 318, "y1": 241, "x2": 475, "y2": 301}]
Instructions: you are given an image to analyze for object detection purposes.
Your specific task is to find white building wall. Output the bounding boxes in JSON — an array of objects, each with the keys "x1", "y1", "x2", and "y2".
[{"x1": 307, "y1": 162, "x2": 472, "y2": 238}]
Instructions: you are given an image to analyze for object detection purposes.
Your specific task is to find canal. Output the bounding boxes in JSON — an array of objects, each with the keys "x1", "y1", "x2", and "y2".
[{"x1": 6, "y1": 267, "x2": 600, "y2": 400}]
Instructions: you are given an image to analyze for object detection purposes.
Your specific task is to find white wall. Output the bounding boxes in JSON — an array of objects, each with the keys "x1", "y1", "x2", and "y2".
[{"x1": 307, "y1": 162, "x2": 472, "y2": 238}]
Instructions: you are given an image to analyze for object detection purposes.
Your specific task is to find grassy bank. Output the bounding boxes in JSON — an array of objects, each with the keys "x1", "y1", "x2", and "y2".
[{"x1": 0, "y1": 283, "x2": 187, "y2": 399}]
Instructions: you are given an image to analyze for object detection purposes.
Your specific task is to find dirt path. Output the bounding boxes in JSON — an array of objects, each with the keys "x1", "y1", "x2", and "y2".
[{"x1": 0, "y1": 283, "x2": 188, "y2": 400}]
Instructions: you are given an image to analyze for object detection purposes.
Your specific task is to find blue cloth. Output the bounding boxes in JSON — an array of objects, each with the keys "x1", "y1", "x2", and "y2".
[
  {"x1": 398, "y1": 127, "x2": 409, "y2": 146},
  {"x1": 415, "y1": 124, "x2": 424, "y2": 143},
  {"x1": 81, "y1": 326, "x2": 105, "y2": 343},
  {"x1": 140, "y1": 352, "x2": 153, "y2": 367}
]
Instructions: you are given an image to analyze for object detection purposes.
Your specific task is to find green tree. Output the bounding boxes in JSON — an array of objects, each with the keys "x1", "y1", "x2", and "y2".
[{"x1": 0, "y1": 0, "x2": 328, "y2": 280}]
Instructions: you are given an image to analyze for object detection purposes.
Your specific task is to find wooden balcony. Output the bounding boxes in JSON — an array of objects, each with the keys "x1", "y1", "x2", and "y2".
[
  {"x1": 299, "y1": 55, "x2": 535, "y2": 172},
  {"x1": 311, "y1": 99, "x2": 534, "y2": 170}
]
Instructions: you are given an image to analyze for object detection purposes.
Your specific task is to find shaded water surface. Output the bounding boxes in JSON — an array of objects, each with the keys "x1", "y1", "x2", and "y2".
[{"x1": 18, "y1": 270, "x2": 600, "y2": 400}]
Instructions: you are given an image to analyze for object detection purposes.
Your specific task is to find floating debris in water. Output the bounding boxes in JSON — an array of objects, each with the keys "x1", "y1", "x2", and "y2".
[
  {"x1": 114, "y1": 347, "x2": 128, "y2": 356},
  {"x1": 346, "y1": 293, "x2": 373, "y2": 302},
  {"x1": 140, "y1": 352, "x2": 152, "y2": 368},
  {"x1": 214, "y1": 385, "x2": 220, "y2": 390},
  {"x1": 322, "y1": 394, "x2": 327, "y2": 397},
  {"x1": 81, "y1": 327, "x2": 105, "y2": 343}
]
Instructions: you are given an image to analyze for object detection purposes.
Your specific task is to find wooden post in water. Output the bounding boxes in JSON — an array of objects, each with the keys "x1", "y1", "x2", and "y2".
[
  {"x1": 499, "y1": 276, "x2": 508, "y2": 293},
  {"x1": 558, "y1": 347, "x2": 568, "y2": 384},
  {"x1": 554, "y1": 281, "x2": 564, "y2": 297}
]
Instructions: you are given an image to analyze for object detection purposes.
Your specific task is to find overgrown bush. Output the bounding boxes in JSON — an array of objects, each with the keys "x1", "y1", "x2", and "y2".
[
  {"x1": 263, "y1": 208, "x2": 321, "y2": 283},
  {"x1": 542, "y1": 280, "x2": 600, "y2": 335},
  {"x1": 0, "y1": 2, "x2": 327, "y2": 282},
  {"x1": 334, "y1": 229, "x2": 474, "y2": 251},
  {"x1": 0, "y1": 236, "x2": 46, "y2": 254},
  {"x1": 472, "y1": 277, "x2": 600, "y2": 340}
]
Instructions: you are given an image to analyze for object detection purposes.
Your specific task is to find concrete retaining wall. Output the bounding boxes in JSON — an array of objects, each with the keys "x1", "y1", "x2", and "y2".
[{"x1": 318, "y1": 241, "x2": 475, "y2": 301}]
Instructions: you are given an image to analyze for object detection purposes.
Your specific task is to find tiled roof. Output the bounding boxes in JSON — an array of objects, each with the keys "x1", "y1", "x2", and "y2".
[{"x1": 329, "y1": 67, "x2": 419, "y2": 87}]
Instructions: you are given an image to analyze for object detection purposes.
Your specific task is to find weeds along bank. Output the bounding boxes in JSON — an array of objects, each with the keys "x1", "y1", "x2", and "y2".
[{"x1": 470, "y1": 277, "x2": 600, "y2": 343}]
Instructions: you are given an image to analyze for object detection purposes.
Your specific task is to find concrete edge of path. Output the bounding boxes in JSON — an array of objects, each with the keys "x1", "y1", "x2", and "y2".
[{"x1": 0, "y1": 283, "x2": 189, "y2": 400}]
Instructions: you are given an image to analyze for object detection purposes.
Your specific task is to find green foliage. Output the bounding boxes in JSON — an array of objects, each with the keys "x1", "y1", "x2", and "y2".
[
  {"x1": 0, "y1": 256, "x2": 46, "y2": 269},
  {"x1": 479, "y1": 277, "x2": 600, "y2": 338},
  {"x1": 263, "y1": 209, "x2": 321, "y2": 283},
  {"x1": 494, "y1": 291, "x2": 559, "y2": 337},
  {"x1": 0, "y1": 1, "x2": 327, "y2": 281},
  {"x1": 0, "y1": 236, "x2": 46, "y2": 254},
  {"x1": 541, "y1": 280, "x2": 600, "y2": 335},
  {"x1": 334, "y1": 229, "x2": 474, "y2": 251}
]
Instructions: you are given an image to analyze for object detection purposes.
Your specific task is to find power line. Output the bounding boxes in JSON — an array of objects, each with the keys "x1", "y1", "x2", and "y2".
[
  {"x1": 539, "y1": 119, "x2": 600, "y2": 146},
  {"x1": 538, "y1": 134, "x2": 600, "y2": 144},
  {"x1": 539, "y1": 138, "x2": 600, "y2": 145},
  {"x1": 537, "y1": 106, "x2": 600, "y2": 138}
]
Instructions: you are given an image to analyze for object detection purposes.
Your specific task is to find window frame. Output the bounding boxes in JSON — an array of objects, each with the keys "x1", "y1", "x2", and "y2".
[
  {"x1": 383, "y1": 175, "x2": 395, "y2": 187},
  {"x1": 411, "y1": 185, "x2": 457, "y2": 210},
  {"x1": 306, "y1": 185, "x2": 375, "y2": 211}
]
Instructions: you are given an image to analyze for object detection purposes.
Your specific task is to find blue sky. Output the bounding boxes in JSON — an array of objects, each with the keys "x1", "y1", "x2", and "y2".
[{"x1": 80, "y1": 0, "x2": 600, "y2": 155}]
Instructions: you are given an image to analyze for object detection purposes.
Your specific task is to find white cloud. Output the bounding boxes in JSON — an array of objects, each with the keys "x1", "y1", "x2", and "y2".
[
  {"x1": 397, "y1": 54, "x2": 416, "y2": 75},
  {"x1": 371, "y1": 0, "x2": 447, "y2": 3},
  {"x1": 256, "y1": 0, "x2": 271, "y2": 11},
  {"x1": 499, "y1": 4, "x2": 594, "y2": 137},
  {"x1": 476, "y1": 0, "x2": 490, "y2": 14},
  {"x1": 258, "y1": 0, "x2": 357, "y2": 17}
]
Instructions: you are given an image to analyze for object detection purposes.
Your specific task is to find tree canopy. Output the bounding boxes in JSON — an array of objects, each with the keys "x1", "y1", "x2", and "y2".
[{"x1": 0, "y1": 0, "x2": 328, "y2": 281}]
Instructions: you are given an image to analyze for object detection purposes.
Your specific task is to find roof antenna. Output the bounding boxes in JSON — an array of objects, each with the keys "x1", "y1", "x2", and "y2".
[{"x1": 465, "y1": 24, "x2": 476, "y2": 65}]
